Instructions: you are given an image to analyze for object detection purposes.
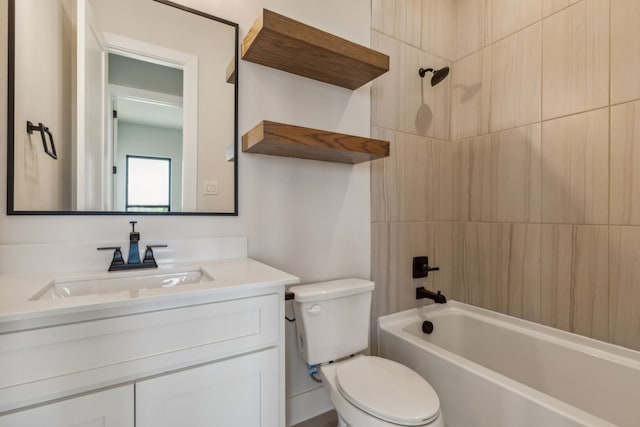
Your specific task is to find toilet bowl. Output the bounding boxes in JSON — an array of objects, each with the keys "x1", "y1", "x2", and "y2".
[
  {"x1": 289, "y1": 279, "x2": 445, "y2": 427},
  {"x1": 321, "y1": 356, "x2": 444, "y2": 427}
]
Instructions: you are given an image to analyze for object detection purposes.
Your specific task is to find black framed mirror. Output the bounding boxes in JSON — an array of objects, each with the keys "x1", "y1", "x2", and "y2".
[{"x1": 7, "y1": 0, "x2": 238, "y2": 215}]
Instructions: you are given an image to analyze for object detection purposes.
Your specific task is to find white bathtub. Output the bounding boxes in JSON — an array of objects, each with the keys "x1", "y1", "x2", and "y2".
[{"x1": 378, "y1": 301, "x2": 640, "y2": 427}]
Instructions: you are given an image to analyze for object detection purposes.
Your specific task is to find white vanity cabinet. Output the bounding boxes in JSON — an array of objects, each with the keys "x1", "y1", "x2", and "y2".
[
  {"x1": 0, "y1": 290, "x2": 286, "y2": 426},
  {"x1": 136, "y1": 347, "x2": 279, "y2": 426},
  {"x1": 0, "y1": 385, "x2": 134, "y2": 427}
]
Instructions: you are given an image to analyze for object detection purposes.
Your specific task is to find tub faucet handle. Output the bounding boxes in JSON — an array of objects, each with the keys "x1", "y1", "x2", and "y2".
[{"x1": 413, "y1": 256, "x2": 440, "y2": 278}]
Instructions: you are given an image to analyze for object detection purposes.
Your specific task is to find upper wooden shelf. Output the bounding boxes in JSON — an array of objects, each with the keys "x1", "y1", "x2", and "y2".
[
  {"x1": 242, "y1": 121, "x2": 390, "y2": 164},
  {"x1": 241, "y1": 9, "x2": 389, "y2": 90}
]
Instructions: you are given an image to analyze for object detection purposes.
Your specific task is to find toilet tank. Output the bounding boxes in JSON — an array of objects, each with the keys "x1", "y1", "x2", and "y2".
[{"x1": 289, "y1": 279, "x2": 374, "y2": 365}]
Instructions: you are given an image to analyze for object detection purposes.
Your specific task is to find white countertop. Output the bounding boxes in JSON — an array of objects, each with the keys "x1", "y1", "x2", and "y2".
[{"x1": 0, "y1": 257, "x2": 299, "y2": 333}]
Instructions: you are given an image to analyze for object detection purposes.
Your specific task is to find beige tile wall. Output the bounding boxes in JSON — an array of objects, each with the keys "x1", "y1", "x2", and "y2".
[
  {"x1": 450, "y1": 48, "x2": 491, "y2": 140},
  {"x1": 611, "y1": 0, "x2": 640, "y2": 105},
  {"x1": 490, "y1": 0, "x2": 541, "y2": 43},
  {"x1": 490, "y1": 23, "x2": 542, "y2": 132},
  {"x1": 372, "y1": 0, "x2": 640, "y2": 351},
  {"x1": 371, "y1": 0, "x2": 454, "y2": 331},
  {"x1": 541, "y1": 0, "x2": 609, "y2": 120}
]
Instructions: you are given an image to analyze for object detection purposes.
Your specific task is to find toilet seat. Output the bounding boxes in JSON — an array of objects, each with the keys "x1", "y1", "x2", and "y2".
[{"x1": 335, "y1": 356, "x2": 440, "y2": 426}]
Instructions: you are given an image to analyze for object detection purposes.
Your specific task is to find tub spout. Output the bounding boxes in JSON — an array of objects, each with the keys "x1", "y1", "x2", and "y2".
[{"x1": 416, "y1": 287, "x2": 447, "y2": 304}]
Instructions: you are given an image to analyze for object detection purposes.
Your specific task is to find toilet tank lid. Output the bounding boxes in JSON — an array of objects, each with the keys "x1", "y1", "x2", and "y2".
[{"x1": 290, "y1": 279, "x2": 374, "y2": 303}]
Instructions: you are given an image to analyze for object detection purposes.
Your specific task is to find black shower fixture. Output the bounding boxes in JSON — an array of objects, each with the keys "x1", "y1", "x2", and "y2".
[{"x1": 418, "y1": 66, "x2": 450, "y2": 86}]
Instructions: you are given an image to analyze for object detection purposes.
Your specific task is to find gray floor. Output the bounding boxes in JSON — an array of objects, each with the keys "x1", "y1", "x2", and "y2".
[
  {"x1": 291, "y1": 410, "x2": 451, "y2": 427},
  {"x1": 291, "y1": 410, "x2": 338, "y2": 427}
]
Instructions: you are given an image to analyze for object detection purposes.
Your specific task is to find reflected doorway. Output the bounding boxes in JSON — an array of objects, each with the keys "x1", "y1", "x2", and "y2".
[{"x1": 107, "y1": 52, "x2": 187, "y2": 212}]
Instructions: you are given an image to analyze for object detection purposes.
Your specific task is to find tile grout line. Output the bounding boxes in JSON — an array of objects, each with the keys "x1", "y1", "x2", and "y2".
[
  {"x1": 539, "y1": 0, "x2": 545, "y2": 323},
  {"x1": 607, "y1": 0, "x2": 612, "y2": 342}
]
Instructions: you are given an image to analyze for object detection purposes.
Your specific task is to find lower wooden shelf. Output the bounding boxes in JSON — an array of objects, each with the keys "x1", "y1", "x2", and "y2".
[{"x1": 242, "y1": 121, "x2": 390, "y2": 164}]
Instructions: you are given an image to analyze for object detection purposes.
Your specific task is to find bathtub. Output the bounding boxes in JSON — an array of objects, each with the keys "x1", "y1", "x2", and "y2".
[{"x1": 378, "y1": 301, "x2": 640, "y2": 427}]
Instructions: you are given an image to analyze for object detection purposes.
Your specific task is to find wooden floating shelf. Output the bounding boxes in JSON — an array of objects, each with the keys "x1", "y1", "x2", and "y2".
[
  {"x1": 241, "y1": 9, "x2": 389, "y2": 90},
  {"x1": 242, "y1": 121, "x2": 390, "y2": 164}
]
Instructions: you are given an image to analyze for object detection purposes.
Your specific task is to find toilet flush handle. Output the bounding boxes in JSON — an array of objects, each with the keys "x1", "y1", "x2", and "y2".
[{"x1": 306, "y1": 304, "x2": 322, "y2": 314}]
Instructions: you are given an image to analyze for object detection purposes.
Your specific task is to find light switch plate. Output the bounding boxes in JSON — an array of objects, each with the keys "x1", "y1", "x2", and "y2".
[{"x1": 204, "y1": 180, "x2": 218, "y2": 195}]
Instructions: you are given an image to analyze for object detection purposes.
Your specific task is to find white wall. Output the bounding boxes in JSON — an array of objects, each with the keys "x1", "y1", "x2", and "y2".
[
  {"x1": 12, "y1": 0, "x2": 73, "y2": 210},
  {"x1": 1, "y1": 0, "x2": 372, "y2": 424}
]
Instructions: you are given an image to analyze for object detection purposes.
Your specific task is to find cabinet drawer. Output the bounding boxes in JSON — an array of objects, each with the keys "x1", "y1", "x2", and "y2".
[
  {"x1": 0, "y1": 385, "x2": 134, "y2": 427},
  {"x1": 0, "y1": 293, "x2": 279, "y2": 411},
  {"x1": 136, "y1": 347, "x2": 279, "y2": 427}
]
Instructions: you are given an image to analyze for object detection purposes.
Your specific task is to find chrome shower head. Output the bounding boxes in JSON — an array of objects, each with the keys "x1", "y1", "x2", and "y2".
[{"x1": 418, "y1": 66, "x2": 450, "y2": 86}]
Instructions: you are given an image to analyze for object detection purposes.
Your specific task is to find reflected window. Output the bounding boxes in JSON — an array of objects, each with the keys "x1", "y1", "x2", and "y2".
[{"x1": 126, "y1": 156, "x2": 171, "y2": 212}]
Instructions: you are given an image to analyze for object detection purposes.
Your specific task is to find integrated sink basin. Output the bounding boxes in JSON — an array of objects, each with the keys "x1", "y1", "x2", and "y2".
[{"x1": 31, "y1": 269, "x2": 213, "y2": 300}]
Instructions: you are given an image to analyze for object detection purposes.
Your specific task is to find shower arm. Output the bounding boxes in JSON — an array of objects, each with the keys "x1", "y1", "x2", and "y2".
[{"x1": 418, "y1": 68, "x2": 434, "y2": 77}]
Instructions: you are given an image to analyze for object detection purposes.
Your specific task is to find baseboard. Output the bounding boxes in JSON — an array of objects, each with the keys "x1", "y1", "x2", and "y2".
[{"x1": 286, "y1": 385, "x2": 334, "y2": 426}]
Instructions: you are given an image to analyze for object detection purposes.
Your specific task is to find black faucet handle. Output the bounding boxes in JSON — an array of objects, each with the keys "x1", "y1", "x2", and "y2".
[
  {"x1": 129, "y1": 221, "x2": 140, "y2": 244},
  {"x1": 413, "y1": 256, "x2": 440, "y2": 278},
  {"x1": 97, "y1": 246, "x2": 125, "y2": 269},
  {"x1": 143, "y1": 244, "x2": 167, "y2": 265}
]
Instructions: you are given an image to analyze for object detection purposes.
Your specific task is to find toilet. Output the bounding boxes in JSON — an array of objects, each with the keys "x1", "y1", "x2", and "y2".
[{"x1": 290, "y1": 279, "x2": 444, "y2": 427}]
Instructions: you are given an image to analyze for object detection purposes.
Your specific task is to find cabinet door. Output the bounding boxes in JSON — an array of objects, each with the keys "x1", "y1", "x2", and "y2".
[
  {"x1": 136, "y1": 347, "x2": 280, "y2": 427},
  {"x1": 0, "y1": 385, "x2": 133, "y2": 427}
]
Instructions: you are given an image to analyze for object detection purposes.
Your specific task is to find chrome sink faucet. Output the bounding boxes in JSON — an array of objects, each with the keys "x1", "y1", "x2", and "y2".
[{"x1": 98, "y1": 221, "x2": 167, "y2": 271}]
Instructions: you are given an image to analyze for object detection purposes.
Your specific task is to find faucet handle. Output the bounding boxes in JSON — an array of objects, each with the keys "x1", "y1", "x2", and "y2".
[
  {"x1": 97, "y1": 246, "x2": 122, "y2": 255},
  {"x1": 142, "y1": 244, "x2": 168, "y2": 266},
  {"x1": 412, "y1": 256, "x2": 440, "y2": 278},
  {"x1": 97, "y1": 246, "x2": 125, "y2": 270}
]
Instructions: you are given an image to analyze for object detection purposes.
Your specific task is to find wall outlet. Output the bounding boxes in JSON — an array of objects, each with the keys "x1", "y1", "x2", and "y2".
[{"x1": 204, "y1": 180, "x2": 218, "y2": 195}]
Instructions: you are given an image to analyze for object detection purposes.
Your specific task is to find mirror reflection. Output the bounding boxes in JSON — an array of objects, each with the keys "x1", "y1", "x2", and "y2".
[{"x1": 8, "y1": 0, "x2": 238, "y2": 214}]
